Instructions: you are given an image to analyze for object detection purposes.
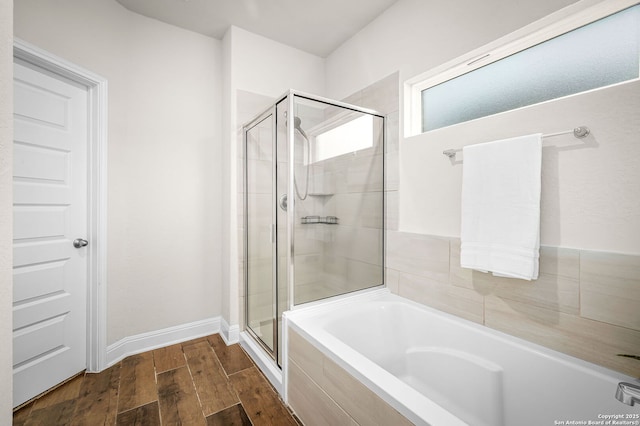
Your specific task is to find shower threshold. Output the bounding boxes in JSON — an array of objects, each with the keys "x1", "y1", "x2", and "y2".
[{"x1": 240, "y1": 331, "x2": 283, "y2": 394}]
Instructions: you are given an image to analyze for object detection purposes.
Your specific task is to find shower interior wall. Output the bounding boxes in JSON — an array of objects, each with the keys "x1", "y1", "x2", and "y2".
[{"x1": 290, "y1": 99, "x2": 386, "y2": 305}]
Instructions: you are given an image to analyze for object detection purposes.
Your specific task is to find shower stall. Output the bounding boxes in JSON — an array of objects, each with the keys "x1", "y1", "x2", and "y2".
[{"x1": 243, "y1": 91, "x2": 385, "y2": 369}]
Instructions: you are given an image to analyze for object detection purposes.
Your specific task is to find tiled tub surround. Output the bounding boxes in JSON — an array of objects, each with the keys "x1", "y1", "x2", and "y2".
[
  {"x1": 285, "y1": 291, "x2": 638, "y2": 426},
  {"x1": 338, "y1": 73, "x2": 639, "y2": 379},
  {"x1": 386, "y1": 231, "x2": 640, "y2": 377}
]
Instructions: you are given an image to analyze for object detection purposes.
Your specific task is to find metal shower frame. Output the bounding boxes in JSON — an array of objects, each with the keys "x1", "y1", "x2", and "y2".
[{"x1": 242, "y1": 89, "x2": 386, "y2": 364}]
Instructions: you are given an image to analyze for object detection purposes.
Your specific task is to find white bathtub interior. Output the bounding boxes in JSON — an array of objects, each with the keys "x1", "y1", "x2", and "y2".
[
  {"x1": 285, "y1": 289, "x2": 639, "y2": 426},
  {"x1": 397, "y1": 347, "x2": 504, "y2": 426}
]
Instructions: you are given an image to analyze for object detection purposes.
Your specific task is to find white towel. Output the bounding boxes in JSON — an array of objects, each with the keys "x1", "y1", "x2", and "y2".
[{"x1": 460, "y1": 134, "x2": 542, "y2": 281}]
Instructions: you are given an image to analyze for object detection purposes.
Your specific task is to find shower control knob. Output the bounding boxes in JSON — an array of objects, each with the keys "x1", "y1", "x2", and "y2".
[{"x1": 73, "y1": 238, "x2": 89, "y2": 248}]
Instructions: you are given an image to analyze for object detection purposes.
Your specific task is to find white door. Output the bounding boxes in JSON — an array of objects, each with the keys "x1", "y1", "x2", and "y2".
[{"x1": 12, "y1": 59, "x2": 89, "y2": 407}]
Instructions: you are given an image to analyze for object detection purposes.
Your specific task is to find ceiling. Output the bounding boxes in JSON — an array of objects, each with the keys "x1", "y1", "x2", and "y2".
[{"x1": 116, "y1": 0, "x2": 399, "y2": 57}]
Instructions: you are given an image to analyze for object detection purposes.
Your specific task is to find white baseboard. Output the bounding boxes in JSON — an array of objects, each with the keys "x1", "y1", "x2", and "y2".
[
  {"x1": 220, "y1": 317, "x2": 240, "y2": 344},
  {"x1": 106, "y1": 317, "x2": 221, "y2": 367}
]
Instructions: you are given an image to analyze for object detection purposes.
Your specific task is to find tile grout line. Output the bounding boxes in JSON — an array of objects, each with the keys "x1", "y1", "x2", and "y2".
[
  {"x1": 208, "y1": 338, "x2": 243, "y2": 416},
  {"x1": 181, "y1": 344, "x2": 208, "y2": 423},
  {"x1": 153, "y1": 350, "x2": 165, "y2": 426},
  {"x1": 208, "y1": 337, "x2": 257, "y2": 425},
  {"x1": 114, "y1": 361, "x2": 123, "y2": 422},
  {"x1": 201, "y1": 344, "x2": 243, "y2": 422}
]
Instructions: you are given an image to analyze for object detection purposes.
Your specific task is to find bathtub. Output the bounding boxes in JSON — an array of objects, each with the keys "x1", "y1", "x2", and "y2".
[{"x1": 283, "y1": 289, "x2": 639, "y2": 426}]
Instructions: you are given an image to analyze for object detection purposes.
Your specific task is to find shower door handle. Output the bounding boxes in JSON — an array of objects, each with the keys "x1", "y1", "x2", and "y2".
[{"x1": 279, "y1": 194, "x2": 287, "y2": 211}]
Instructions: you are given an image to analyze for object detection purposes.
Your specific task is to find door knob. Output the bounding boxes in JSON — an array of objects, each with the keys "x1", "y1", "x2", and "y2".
[{"x1": 73, "y1": 238, "x2": 88, "y2": 248}]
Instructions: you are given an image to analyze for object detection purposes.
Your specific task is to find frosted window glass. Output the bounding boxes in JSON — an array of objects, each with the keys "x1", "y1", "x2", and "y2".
[{"x1": 422, "y1": 5, "x2": 640, "y2": 132}]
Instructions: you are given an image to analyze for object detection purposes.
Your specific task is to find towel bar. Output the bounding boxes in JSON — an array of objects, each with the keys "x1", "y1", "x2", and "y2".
[{"x1": 443, "y1": 126, "x2": 590, "y2": 159}]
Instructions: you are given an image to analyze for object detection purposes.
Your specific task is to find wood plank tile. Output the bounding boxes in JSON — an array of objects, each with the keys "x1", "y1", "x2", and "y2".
[
  {"x1": 206, "y1": 404, "x2": 252, "y2": 426},
  {"x1": 13, "y1": 402, "x2": 33, "y2": 426},
  {"x1": 116, "y1": 401, "x2": 161, "y2": 426},
  {"x1": 13, "y1": 341, "x2": 297, "y2": 426},
  {"x1": 32, "y1": 373, "x2": 84, "y2": 410},
  {"x1": 25, "y1": 400, "x2": 76, "y2": 426},
  {"x1": 157, "y1": 366, "x2": 206, "y2": 425},
  {"x1": 153, "y1": 342, "x2": 186, "y2": 373},
  {"x1": 207, "y1": 334, "x2": 253, "y2": 375},
  {"x1": 70, "y1": 362, "x2": 121, "y2": 426},
  {"x1": 184, "y1": 341, "x2": 239, "y2": 416},
  {"x1": 229, "y1": 366, "x2": 297, "y2": 426},
  {"x1": 181, "y1": 336, "x2": 209, "y2": 349},
  {"x1": 118, "y1": 352, "x2": 157, "y2": 413}
]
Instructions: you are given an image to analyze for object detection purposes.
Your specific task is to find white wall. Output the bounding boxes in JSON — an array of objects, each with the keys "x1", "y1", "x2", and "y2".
[
  {"x1": 230, "y1": 26, "x2": 325, "y2": 98},
  {"x1": 221, "y1": 27, "x2": 233, "y2": 332},
  {"x1": 0, "y1": 0, "x2": 13, "y2": 421},
  {"x1": 402, "y1": 80, "x2": 640, "y2": 253},
  {"x1": 221, "y1": 26, "x2": 325, "y2": 333},
  {"x1": 325, "y1": 0, "x2": 640, "y2": 254},
  {"x1": 14, "y1": 0, "x2": 223, "y2": 345},
  {"x1": 325, "y1": 0, "x2": 580, "y2": 100}
]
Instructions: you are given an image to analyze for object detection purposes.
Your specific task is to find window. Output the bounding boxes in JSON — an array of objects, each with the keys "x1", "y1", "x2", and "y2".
[
  {"x1": 311, "y1": 114, "x2": 374, "y2": 163},
  {"x1": 407, "y1": 2, "x2": 640, "y2": 134}
]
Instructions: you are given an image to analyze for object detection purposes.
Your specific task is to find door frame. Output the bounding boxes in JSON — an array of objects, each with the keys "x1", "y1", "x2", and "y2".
[
  {"x1": 242, "y1": 107, "x2": 278, "y2": 361},
  {"x1": 13, "y1": 38, "x2": 108, "y2": 372}
]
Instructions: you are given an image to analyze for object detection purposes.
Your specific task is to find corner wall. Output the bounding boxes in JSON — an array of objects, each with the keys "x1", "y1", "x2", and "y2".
[
  {"x1": 14, "y1": 0, "x2": 223, "y2": 346},
  {"x1": 0, "y1": 0, "x2": 13, "y2": 421},
  {"x1": 222, "y1": 26, "x2": 325, "y2": 337}
]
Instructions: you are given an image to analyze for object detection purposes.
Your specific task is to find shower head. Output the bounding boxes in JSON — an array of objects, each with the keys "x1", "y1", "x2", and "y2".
[
  {"x1": 293, "y1": 116, "x2": 308, "y2": 139},
  {"x1": 287, "y1": 115, "x2": 310, "y2": 201}
]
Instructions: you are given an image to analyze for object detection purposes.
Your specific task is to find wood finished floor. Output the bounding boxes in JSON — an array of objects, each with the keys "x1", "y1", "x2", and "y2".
[{"x1": 13, "y1": 334, "x2": 300, "y2": 426}]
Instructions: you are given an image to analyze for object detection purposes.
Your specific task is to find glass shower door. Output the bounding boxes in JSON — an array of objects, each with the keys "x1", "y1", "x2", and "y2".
[
  {"x1": 245, "y1": 111, "x2": 276, "y2": 354},
  {"x1": 289, "y1": 95, "x2": 385, "y2": 306},
  {"x1": 243, "y1": 91, "x2": 385, "y2": 367}
]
